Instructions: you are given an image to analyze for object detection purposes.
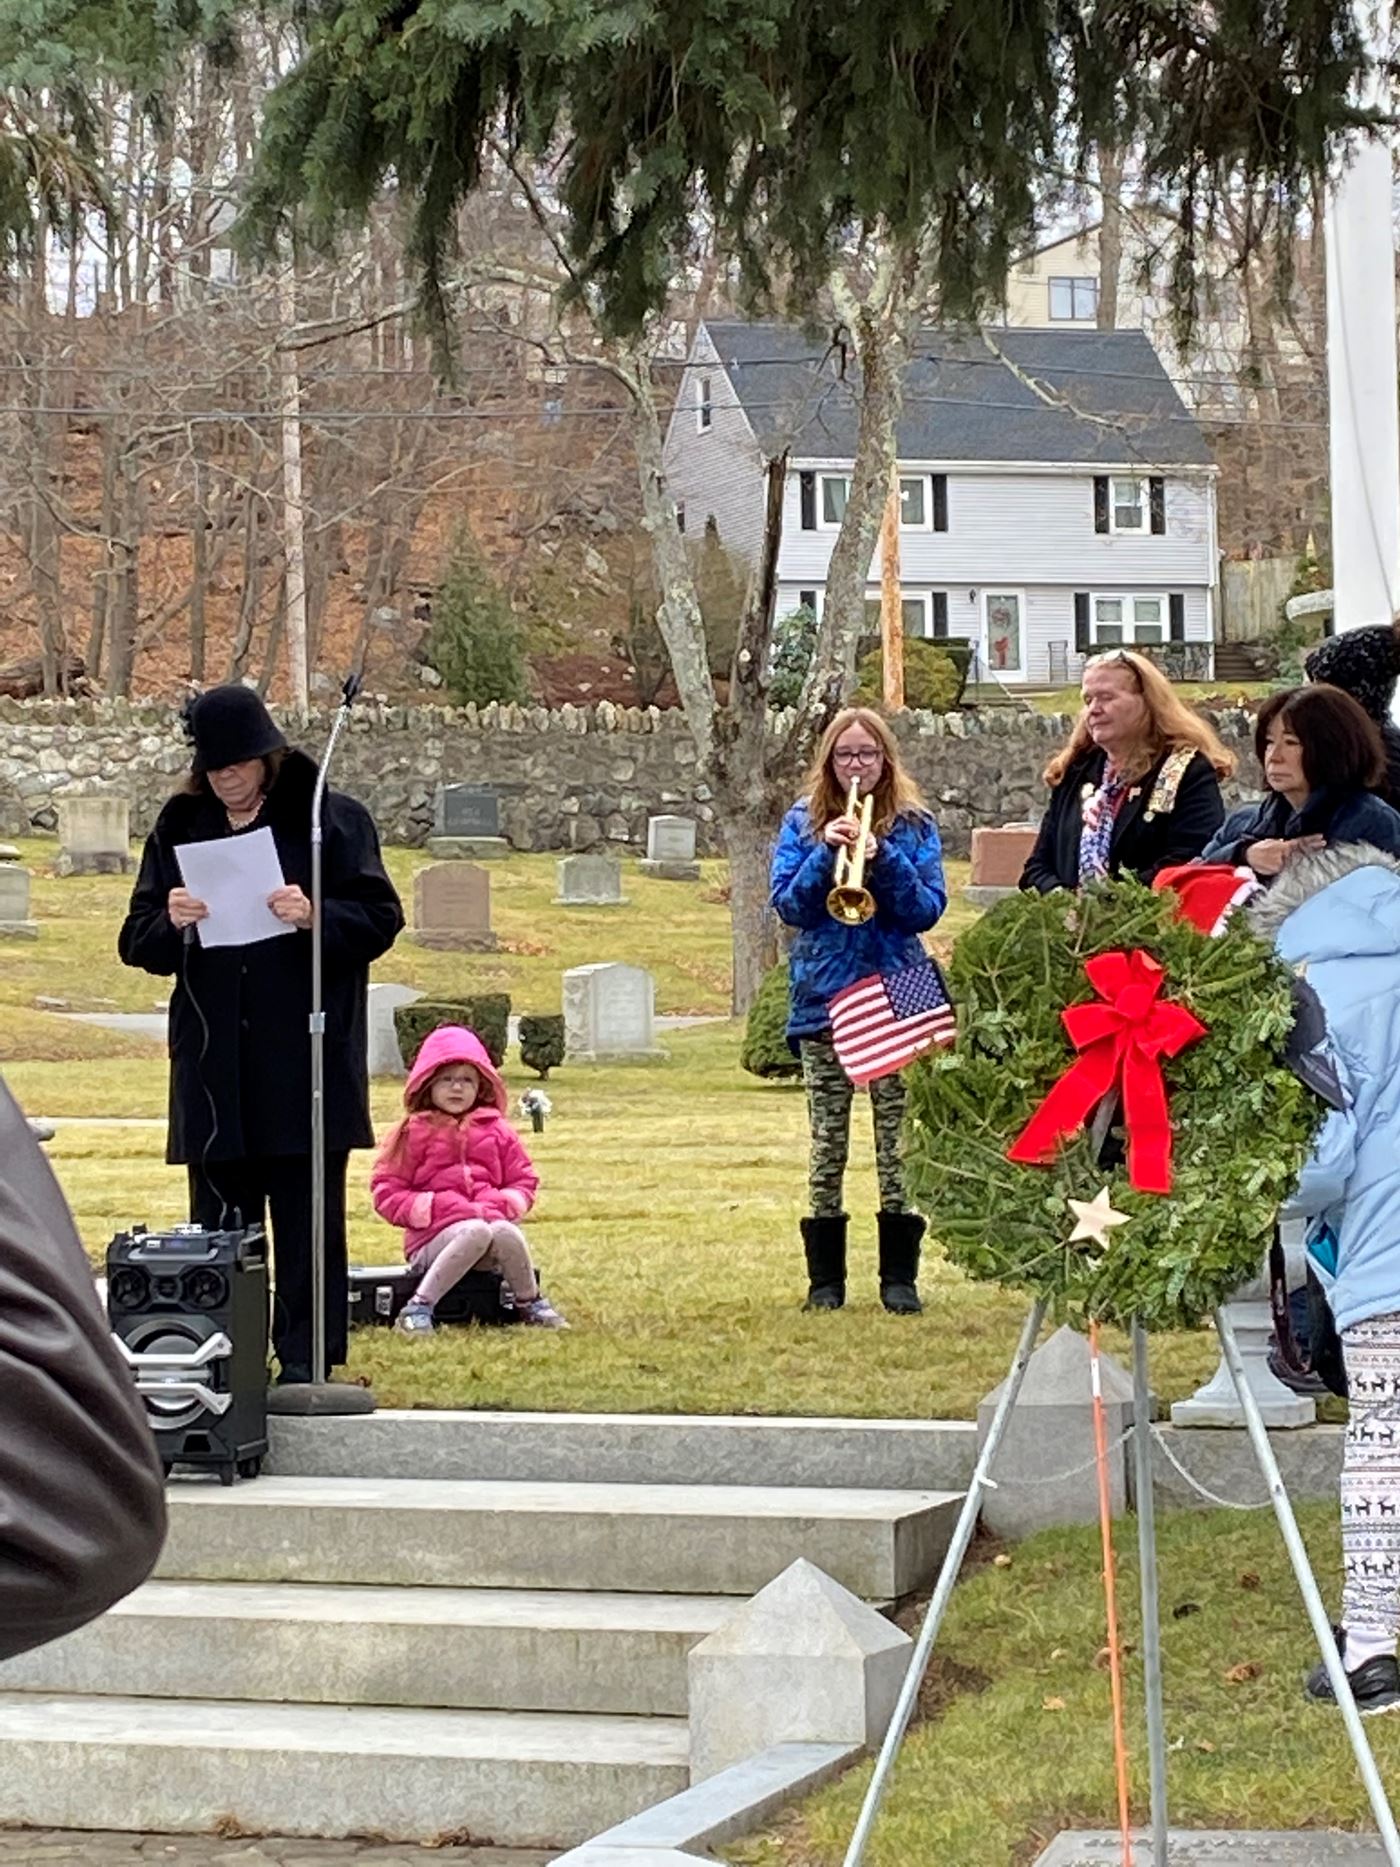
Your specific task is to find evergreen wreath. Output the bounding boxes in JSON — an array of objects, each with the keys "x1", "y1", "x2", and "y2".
[{"x1": 902, "y1": 878, "x2": 1324, "y2": 1332}]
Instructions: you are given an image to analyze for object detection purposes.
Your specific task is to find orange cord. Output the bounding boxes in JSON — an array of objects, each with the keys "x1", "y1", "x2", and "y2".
[{"x1": 1089, "y1": 1318, "x2": 1134, "y2": 1865}]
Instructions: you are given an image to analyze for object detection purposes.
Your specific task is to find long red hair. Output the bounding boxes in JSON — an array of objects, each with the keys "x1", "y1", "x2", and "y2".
[{"x1": 802, "y1": 708, "x2": 928, "y2": 838}]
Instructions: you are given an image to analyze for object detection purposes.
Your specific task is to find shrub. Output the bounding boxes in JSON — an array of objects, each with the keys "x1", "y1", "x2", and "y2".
[
  {"x1": 768, "y1": 603, "x2": 817, "y2": 709},
  {"x1": 394, "y1": 994, "x2": 512, "y2": 1074},
  {"x1": 740, "y1": 963, "x2": 802, "y2": 1081},
  {"x1": 425, "y1": 532, "x2": 529, "y2": 706},
  {"x1": 855, "y1": 638, "x2": 961, "y2": 713},
  {"x1": 519, "y1": 1014, "x2": 566, "y2": 1078}
]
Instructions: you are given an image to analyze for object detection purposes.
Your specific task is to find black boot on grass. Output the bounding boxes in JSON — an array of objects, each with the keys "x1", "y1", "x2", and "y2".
[
  {"x1": 801, "y1": 1214, "x2": 848, "y2": 1311},
  {"x1": 877, "y1": 1210, "x2": 926, "y2": 1315}
]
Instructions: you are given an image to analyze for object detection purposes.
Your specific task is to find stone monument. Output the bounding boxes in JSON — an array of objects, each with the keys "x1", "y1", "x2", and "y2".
[
  {"x1": 409, "y1": 862, "x2": 498, "y2": 952},
  {"x1": 638, "y1": 815, "x2": 701, "y2": 882},
  {"x1": 963, "y1": 823, "x2": 1040, "y2": 910},
  {"x1": 0, "y1": 844, "x2": 37, "y2": 939},
  {"x1": 1171, "y1": 1222, "x2": 1316, "y2": 1429},
  {"x1": 554, "y1": 853, "x2": 627, "y2": 907},
  {"x1": 54, "y1": 792, "x2": 134, "y2": 877},
  {"x1": 427, "y1": 784, "x2": 509, "y2": 860},
  {"x1": 563, "y1": 962, "x2": 665, "y2": 1061},
  {"x1": 366, "y1": 983, "x2": 424, "y2": 1076},
  {"x1": 976, "y1": 1324, "x2": 1136, "y2": 1537}
]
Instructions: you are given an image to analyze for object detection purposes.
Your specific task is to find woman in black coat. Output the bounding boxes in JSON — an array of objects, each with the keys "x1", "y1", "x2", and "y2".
[
  {"x1": 119, "y1": 686, "x2": 404, "y2": 1385},
  {"x1": 1021, "y1": 649, "x2": 1233, "y2": 893},
  {"x1": 1200, "y1": 684, "x2": 1400, "y2": 876}
]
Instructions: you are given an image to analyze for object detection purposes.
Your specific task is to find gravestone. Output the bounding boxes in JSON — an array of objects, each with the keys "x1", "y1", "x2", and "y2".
[
  {"x1": 563, "y1": 962, "x2": 665, "y2": 1061},
  {"x1": 963, "y1": 823, "x2": 1040, "y2": 910},
  {"x1": 54, "y1": 792, "x2": 133, "y2": 877},
  {"x1": 1171, "y1": 1224, "x2": 1315, "y2": 1429},
  {"x1": 408, "y1": 862, "x2": 498, "y2": 952},
  {"x1": 366, "y1": 983, "x2": 424, "y2": 1076},
  {"x1": 639, "y1": 814, "x2": 701, "y2": 882},
  {"x1": 554, "y1": 853, "x2": 628, "y2": 906},
  {"x1": 427, "y1": 783, "x2": 509, "y2": 860},
  {"x1": 0, "y1": 844, "x2": 36, "y2": 939}
]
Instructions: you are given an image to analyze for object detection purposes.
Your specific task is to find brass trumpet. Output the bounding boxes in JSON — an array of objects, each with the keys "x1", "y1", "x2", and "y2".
[{"x1": 827, "y1": 779, "x2": 876, "y2": 925}]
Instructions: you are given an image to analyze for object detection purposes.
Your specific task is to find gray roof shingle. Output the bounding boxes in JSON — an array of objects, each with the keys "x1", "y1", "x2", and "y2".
[{"x1": 702, "y1": 319, "x2": 1213, "y2": 468}]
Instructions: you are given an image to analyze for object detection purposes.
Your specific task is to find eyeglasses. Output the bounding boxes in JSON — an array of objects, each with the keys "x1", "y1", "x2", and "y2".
[{"x1": 833, "y1": 747, "x2": 883, "y2": 767}]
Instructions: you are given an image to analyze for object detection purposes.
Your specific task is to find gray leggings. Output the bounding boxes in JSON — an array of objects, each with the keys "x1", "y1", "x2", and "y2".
[
  {"x1": 411, "y1": 1219, "x2": 537, "y2": 1307},
  {"x1": 800, "y1": 1034, "x2": 908, "y2": 1218}
]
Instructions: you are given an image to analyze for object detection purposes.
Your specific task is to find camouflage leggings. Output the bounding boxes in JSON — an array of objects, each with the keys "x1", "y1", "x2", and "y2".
[{"x1": 799, "y1": 1035, "x2": 908, "y2": 1218}]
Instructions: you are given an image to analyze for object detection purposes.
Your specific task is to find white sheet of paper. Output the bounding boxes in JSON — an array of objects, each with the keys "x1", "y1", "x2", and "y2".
[{"x1": 175, "y1": 826, "x2": 296, "y2": 949}]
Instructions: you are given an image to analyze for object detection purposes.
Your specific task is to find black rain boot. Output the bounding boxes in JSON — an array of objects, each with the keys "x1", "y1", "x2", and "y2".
[
  {"x1": 878, "y1": 1210, "x2": 926, "y2": 1314},
  {"x1": 800, "y1": 1214, "x2": 848, "y2": 1311}
]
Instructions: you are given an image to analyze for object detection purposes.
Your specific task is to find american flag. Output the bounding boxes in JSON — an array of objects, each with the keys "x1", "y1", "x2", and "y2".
[{"x1": 830, "y1": 957, "x2": 956, "y2": 1087}]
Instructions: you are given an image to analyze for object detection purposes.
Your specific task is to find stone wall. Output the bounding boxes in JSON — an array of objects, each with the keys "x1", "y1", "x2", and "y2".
[{"x1": 0, "y1": 696, "x2": 1261, "y2": 857}]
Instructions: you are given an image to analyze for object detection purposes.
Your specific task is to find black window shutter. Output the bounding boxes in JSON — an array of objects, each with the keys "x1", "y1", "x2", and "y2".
[
  {"x1": 1169, "y1": 592, "x2": 1186, "y2": 641},
  {"x1": 1093, "y1": 477, "x2": 1110, "y2": 534},
  {"x1": 932, "y1": 474, "x2": 949, "y2": 532},
  {"x1": 1150, "y1": 477, "x2": 1167, "y2": 534},
  {"x1": 931, "y1": 592, "x2": 948, "y2": 637},
  {"x1": 799, "y1": 588, "x2": 817, "y2": 613},
  {"x1": 1075, "y1": 592, "x2": 1091, "y2": 653},
  {"x1": 676, "y1": 501, "x2": 686, "y2": 534},
  {"x1": 799, "y1": 471, "x2": 816, "y2": 531}
]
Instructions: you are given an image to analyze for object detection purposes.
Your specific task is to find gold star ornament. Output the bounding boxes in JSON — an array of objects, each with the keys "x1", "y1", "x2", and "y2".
[{"x1": 1066, "y1": 1187, "x2": 1132, "y2": 1250}]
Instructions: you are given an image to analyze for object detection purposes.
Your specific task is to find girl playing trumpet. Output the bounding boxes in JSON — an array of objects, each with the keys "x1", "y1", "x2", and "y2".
[{"x1": 770, "y1": 707, "x2": 947, "y2": 1314}]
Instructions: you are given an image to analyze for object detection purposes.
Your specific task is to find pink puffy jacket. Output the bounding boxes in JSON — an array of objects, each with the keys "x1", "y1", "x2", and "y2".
[{"x1": 371, "y1": 1025, "x2": 539, "y2": 1258}]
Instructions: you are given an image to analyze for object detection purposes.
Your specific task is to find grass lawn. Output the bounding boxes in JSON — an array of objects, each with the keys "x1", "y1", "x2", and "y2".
[{"x1": 725, "y1": 1501, "x2": 1400, "y2": 1865}]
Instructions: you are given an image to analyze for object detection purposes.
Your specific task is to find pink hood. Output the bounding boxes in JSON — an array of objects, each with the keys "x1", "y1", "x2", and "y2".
[{"x1": 404, "y1": 1025, "x2": 507, "y2": 1113}]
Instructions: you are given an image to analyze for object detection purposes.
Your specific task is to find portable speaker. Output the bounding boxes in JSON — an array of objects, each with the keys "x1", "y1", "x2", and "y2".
[
  {"x1": 107, "y1": 1221, "x2": 270, "y2": 1485},
  {"x1": 347, "y1": 1262, "x2": 520, "y2": 1328}
]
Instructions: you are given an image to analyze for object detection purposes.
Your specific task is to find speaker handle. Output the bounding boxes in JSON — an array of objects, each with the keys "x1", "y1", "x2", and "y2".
[
  {"x1": 112, "y1": 1332, "x2": 232, "y2": 1371},
  {"x1": 132, "y1": 1379, "x2": 233, "y2": 1416}
]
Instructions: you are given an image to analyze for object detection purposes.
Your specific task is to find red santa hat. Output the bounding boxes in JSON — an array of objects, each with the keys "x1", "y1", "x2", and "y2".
[{"x1": 1151, "y1": 863, "x2": 1261, "y2": 937}]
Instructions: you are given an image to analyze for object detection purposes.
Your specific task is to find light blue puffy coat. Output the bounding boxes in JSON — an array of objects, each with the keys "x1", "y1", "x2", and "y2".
[
  {"x1": 1257, "y1": 846, "x2": 1400, "y2": 1334},
  {"x1": 770, "y1": 802, "x2": 947, "y2": 1041}
]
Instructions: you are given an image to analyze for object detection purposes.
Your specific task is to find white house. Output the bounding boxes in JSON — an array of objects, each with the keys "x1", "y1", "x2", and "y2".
[{"x1": 662, "y1": 319, "x2": 1220, "y2": 687}]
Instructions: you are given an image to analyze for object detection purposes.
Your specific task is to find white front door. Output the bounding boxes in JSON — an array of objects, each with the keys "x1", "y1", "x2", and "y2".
[{"x1": 981, "y1": 590, "x2": 1026, "y2": 677}]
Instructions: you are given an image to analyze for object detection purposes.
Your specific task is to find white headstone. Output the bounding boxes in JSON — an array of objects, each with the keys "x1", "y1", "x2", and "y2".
[
  {"x1": 563, "y1": 962, "x2": 663, "y2": 1060},
  {"x1": 366, "y1": 983, "x2": 424, "y2": 1077},
  {"x1": 55, "y1": 792, "x2": 133, "y2": 877},
  {"x1": 687, "y1": 1558, "x2": 912, "y2": 1784},
  {"x1": 1170, "y1": 1225, "x2": 1316, "y2": 1429},
  {"x1": 555, "y1": 853, "x2": 627, "y2": 906},
  {"x1": 0, "y1": 849, "x2": 36, "y2": 939},
  {"x1": 646, "y1": 815, "x2": 697, "y2": 862}
]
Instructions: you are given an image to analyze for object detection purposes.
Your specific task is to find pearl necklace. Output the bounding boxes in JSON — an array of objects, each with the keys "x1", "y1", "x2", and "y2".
[{"x1": 226, "y1": 798, "x2": 264, "y2": 832}]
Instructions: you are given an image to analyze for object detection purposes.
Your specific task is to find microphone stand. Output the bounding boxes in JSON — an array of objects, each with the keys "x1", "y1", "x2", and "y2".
[{"x1": 269, "y1": 673, "x2": 374, "y2": 1418}]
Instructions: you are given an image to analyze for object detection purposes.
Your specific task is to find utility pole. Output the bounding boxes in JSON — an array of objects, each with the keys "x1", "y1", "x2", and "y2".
[
  {"x1": 880, "y1": 462, "x2": 904, "y2": 709},
  {"x1": 1325, "y1": 0, "x2": 1399, "y2": 637}
]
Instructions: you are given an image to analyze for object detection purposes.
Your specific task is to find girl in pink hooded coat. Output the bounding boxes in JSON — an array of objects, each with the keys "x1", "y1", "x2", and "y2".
[{"x1": 372, "y1": 1026, "x2": 568, "y2": 1333}]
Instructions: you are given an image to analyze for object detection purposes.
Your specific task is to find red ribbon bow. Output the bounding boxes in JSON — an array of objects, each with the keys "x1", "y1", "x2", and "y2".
[{"x1": 1007, "y1": 948, "x2": 1206, "y2": 1194}]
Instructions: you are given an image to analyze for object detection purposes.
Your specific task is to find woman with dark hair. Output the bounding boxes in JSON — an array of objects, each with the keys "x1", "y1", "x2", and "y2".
[
  {"x1": 118, "y1": 685, "x2": 404, "y2": 1386},
  {"x1": 1200, "y1": 685, "x2": 1400, "y2": 877},
  {"x1": 1020, "y1": 649, "x2": 1233, "y2": 893},
  {"x1": 1304, "y1": 623, "x2": 1400, "y2": 810},
  {"x1": 771, "y1": 706, "x2": 946, "y2": 1315}
]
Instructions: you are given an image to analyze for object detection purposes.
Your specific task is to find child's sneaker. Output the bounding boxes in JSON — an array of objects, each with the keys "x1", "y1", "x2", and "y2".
[
  {"x1": 519, "y1": 1294, "x2": 569, "y2": 1330},
  {"x1": 1304, "y1": 1628, "x2": 1400, "y2": 1714},
  {"x1": 395, "y1": 1299, "x2": 436, "y2": 1337}
]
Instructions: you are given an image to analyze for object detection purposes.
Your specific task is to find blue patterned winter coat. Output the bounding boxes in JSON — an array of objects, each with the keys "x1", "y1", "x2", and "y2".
[{"x1": 770, "y1": 803, "x2": 947, "y2": 1042}]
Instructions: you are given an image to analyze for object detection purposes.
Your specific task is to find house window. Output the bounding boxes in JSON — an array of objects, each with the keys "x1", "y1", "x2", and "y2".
[
  {"x1": 1049, "y1": 276, "x2": 1099, "y2": 321},
  {"x1": 696, "y1": 376, "x2": 712, "y2": 432},
  {"x1": 820, "y1": 474, "x2": 850, "y2": 527},
  {"x1": 900, "y1": 477, "x2": 928, "y2": 528},
  {"x1": 1110, "y1": 477, "x2": 1148, "y2": 532},
  {"x1": 1093, "y1": 595, "x2": 1166, "y2": 647},
  {"x1": 863, "y1": 591, "x2": 933, "y2": 636}
]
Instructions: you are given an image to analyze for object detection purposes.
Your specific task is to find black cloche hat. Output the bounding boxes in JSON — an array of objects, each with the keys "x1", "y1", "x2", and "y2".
[{"x1": 185, "y1": 685, "x2": 288, "y2": 774}]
